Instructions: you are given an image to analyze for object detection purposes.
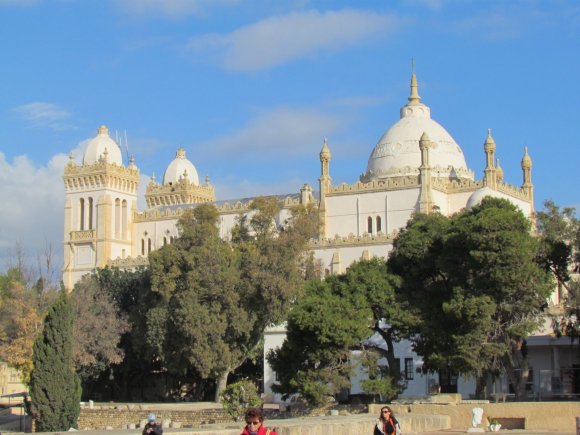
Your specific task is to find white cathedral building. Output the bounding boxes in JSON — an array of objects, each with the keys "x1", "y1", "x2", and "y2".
[{"x1": 62, "y1": 71, "x2": 577, "y2": 401}]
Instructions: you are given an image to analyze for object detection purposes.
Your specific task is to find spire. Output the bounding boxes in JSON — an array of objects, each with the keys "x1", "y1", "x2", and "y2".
[
  {"x1": 521, "y1": 146, "x2": 532, "y2": 169},
  {"x1": 484, "y1": 128, "x2": 496, "y2": 152},
  {"x1": 320, "y1": 137, "x2": 331, "y2": 161},
  {"x1": 483, "y1": 129, "x2": 497, "y2": 188},
  {"x1": 408, "y1": 60, "x2": 421, "y2": 105}
]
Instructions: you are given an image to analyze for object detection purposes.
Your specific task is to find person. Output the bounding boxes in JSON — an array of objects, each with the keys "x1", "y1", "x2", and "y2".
[
  {"x1": 240, "y1": 407, "x2": 278, "y2": 435},
  {"x1": 142, "y1": 413, "x2": 163, "y2": 435},
  {"x1": 374, "y1": 406, "x2": 401, "y2": 435}
]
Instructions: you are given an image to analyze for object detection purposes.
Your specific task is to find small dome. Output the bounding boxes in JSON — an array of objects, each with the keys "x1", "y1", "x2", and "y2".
[
  {"x1": 163, "y1": 148, "x2": 200, "y2": 186},
  {"x1": 362, "y1": 71, "x2": 471, "y2": 182},
  {"x1": 83, "y1": 125, "x2": 123, "y2": 166},
  {"x1": 467, "y1": 186, "x2": 526, "y2": 210},
  {"x1": 467, "y1": 187, "x2": 532, "y2": 217}
]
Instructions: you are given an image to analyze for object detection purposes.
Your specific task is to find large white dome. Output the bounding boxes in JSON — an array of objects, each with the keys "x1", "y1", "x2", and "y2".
[
  {"x1": 163, "y1": 148, "x2": 200, "y2": 185},
  {"x1": 83, "y1": 125, "x2": 123, "y2": 166},
  {"x1": 362, "y1": 73, "x2": 472, "y2": 182}
]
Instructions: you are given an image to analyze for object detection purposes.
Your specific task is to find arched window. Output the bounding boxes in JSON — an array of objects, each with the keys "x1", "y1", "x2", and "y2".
[
  {"x1": 376, "y1": 216, "x2": 382, "y2": 233},
  {"x1": 367, "y1": 216, "x2": 373, "y2": 234},
  {"x1": 79, "y1": 198, "x2": 85, "y2": 230},
  {"x1": 163, "y1": 237, "x2": 167, "y2": 246},
  {"x1": 114, "y1": 198, "x2": 121, "y2": 239},
  {"x1": 148, "y1": 238, "x2": 152, "y2": 254},
  {"x1": 141, "y1": 239, "x2": 145, "y2": 256},
  {"x1": 88, "y1": 197, "x2": 93, "y2": 229}
]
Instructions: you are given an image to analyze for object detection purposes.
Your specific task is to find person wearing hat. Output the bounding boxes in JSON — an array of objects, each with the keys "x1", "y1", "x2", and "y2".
[{"x1": 142, "y1": 413, "x2": 163, "y2": 435}]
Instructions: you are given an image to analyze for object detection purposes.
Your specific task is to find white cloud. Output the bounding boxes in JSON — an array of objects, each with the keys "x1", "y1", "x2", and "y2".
[
  {"x1": 13, "y1": 102, "x2": 74, "y2": 131},
  {"x1": 188, "y1": 9, "x2": 404, "y2": 71},
  {"x1": 403, "y1": 0, "x2": 444, "y2": 9},
  {"x1": 197, "y1": 106, "x2": 343, "y2": 159},
  {"x1": 0, "y1": 141, "x2": 88, "y2": 272},
  {"x1": 115, "y1": 0, "x2": 239, "y2": 18},
  {"x1": 453, "y1": 11, "x2": 524, "y2": 40}
]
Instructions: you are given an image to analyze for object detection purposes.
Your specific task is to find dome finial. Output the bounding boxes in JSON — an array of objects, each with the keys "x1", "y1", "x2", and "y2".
[
  {"x1": 320, "y1": 137, "x2": 331, "y2": 160},
  {"x1": 408, "y1": 59, "x2": 421, "y2": 105},
  {"x1": 521, "y1": 145, "x2": 532, "y2": 169}
]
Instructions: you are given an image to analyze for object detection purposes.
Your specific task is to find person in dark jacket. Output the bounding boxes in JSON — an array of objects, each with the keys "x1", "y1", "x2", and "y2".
[
  {"x1": 374, "y1": 406, "x2": 401, "y2": 435},
  {"x1": 240, "y1": 407, "x2": 277, "y2": 435},
  {"x1": 142, "y1": 413, "x2": 163, "y2": 435}
]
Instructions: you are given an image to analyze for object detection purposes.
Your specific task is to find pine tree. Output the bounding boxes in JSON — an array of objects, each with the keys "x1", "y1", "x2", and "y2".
[{"x1": 29, "y1": 291, "x2": 81, "y2": 431}]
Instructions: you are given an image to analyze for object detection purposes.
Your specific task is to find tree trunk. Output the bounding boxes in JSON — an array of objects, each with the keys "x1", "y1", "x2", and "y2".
[
  {"x1": 503, "y1": 339, "x2": 529, "y2": 401},
  {"x1": 375, "y1": 326, "x2": 401, "y2": 382},
  {"x1": 474, "y1": 372, "x2": 487, "y2": 399},
  {"x1": 214, "y1": 369, "x2": 230, "y2": 402}
]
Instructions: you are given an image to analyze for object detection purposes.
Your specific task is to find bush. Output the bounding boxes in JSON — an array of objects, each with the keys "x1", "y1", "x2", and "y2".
[{"x1": 220, "y1": 380, "x2": 262, "y2": 421}]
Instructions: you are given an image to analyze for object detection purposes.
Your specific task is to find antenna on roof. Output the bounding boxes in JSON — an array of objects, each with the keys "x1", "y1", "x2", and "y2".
[{"x1": 124, "y1": 130, "x2": 130, "y2": 162}]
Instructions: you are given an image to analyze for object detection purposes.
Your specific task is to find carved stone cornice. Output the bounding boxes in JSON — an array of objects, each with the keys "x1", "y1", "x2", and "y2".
[
  {"x1": 431, "y1": 177, "x2": 483, "y2": 193},
  {"x1": 360, "y1": 165, "x2": 474, "y2": 183},
  {"x1": 135, "y1": 194, "x2": 309, "y2": 222},
  {"x1": 145, "y1": 179, "x2": 216, "y2": 208},
  {"x1": 496, "y1": 181, "x2": 532, "y2": 201},
  {"x1": 430, "y1": 177, "x2": 532, "y2": 201},
  {"x1": 309, "y1": 230, "x2": 398, "y2": 249},
  {"x1": 326, "y1": 176, "x2": 420, "y2": 196},
  {"x1": 63, "y1": 162, "x2": 140, "y2": 193},
  {"x1": 108, "y1": 256, "x2": 149, "y2": 268},
  {"x1": 70, "y1": 230, "x2": 96, "y2": 241}
]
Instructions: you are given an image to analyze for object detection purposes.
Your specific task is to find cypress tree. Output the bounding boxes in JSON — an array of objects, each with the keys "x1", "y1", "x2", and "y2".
[{"x1": 29, "y1": 291, "x2": 82, "y2": 431}]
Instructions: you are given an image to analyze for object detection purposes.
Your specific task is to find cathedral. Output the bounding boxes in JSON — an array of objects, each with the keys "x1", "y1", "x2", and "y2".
[{"x1": 62, "y1": 70, "x2": 576, "y2": 400}]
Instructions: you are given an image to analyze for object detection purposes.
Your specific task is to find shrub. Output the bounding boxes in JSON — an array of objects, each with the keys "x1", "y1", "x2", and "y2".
[{"x1": 220, "y1": 380, "x2": 262, "y2": 421}]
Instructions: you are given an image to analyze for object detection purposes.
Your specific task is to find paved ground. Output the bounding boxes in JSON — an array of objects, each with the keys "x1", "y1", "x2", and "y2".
[{"x1": 9, "y1": 429, "x2": 576, "y2": 435}]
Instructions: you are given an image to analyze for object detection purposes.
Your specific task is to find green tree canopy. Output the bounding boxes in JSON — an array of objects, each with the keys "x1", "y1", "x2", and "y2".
[
  {"x1": 269, "y1": 257, "x2": 413, "y2": 405},
  {"x1": 0, "y1": 267, "x2": 56, "y2": 384},
  {"x1": 268, "y1": 278, "x2": 371, "y2": 406},
  {"x1": 536, "y1": 200, "x2": 580, "y2": 342},
  {"x1": 71, "y1": 274, "x2": 130, "y2": 383},
  {"x1": 389, "y1": 197, "x2": 552, "y2": 399},
  {"x1": 146, "y1": 198, "x2": 313, "y2": 401},
  {"x1": 28, "y1": 291, "x2": 81, "y2": 431}
]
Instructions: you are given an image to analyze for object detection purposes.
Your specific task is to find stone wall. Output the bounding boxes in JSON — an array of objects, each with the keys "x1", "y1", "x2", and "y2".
[
  {"x1": 28, "y1": 413, "x2": 451, "y2": 435},
  {"x1": 370, "y1": 401, "x2": 580, "y2": 431},
  {"x1": 78, "y1": 407, "x2": 232, "y2": 430}
]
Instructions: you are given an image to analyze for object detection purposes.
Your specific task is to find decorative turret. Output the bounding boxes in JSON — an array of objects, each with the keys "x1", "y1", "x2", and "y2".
[
  {"x1": 418, "y1": 132, "x2": 433, "y2": 214},
  {"x1": 483, "y1": 129, "x2": 497, "y2": 189},
  {"x1": 495, "y1": 158, "x2": 504, "y2": 182},
  {"x1": 300, "y1": 183, "x2": 314, "y2": 205},
  {"x1": 521, "y1": 146, "x2": 535, "y2": 225},
  {"x1": 521, "y1": 146, "x2": 533, "y2": 190},
  {"x1": 318, "y1": 138, "x2": 332, "y2": 239}
]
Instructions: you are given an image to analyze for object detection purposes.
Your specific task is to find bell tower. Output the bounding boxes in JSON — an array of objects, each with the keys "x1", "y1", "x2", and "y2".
[{"x1": 62, "y1": 126, "x2": 140, "y2": 289}]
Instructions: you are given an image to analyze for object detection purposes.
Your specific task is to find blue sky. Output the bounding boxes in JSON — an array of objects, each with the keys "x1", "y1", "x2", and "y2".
[{"x1": 0, "y1": 0, "x2": 579, "y2": 272}]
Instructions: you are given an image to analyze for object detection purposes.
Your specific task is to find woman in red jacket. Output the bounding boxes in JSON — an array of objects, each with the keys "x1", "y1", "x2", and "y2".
[
  {"x1": 374, "y1": 406, "x2": 401, "y2": 435},
  {"x1": 240, "y1": 407, "x2": 278, "y2": 435}
]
